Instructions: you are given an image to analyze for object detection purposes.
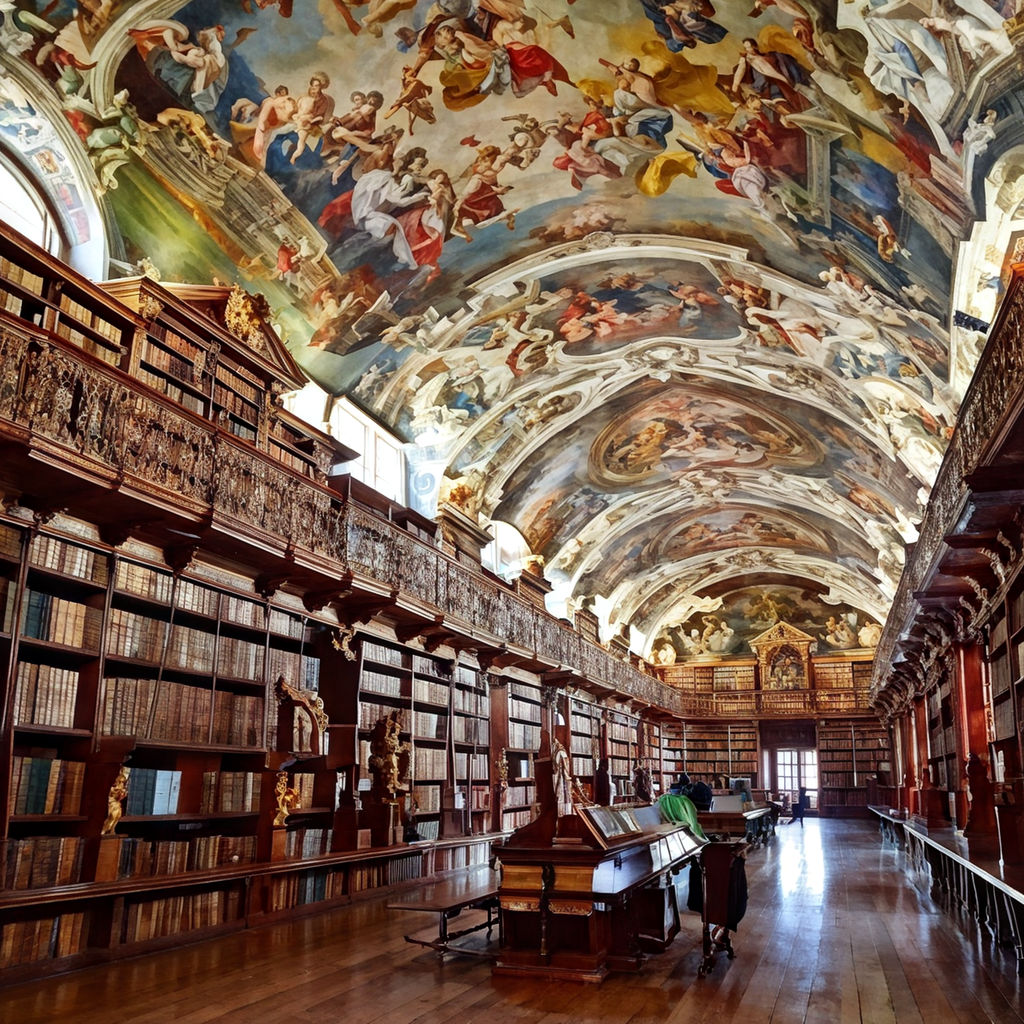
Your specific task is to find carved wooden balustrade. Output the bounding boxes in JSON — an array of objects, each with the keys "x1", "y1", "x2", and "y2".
[
  {"x1": 871, "y1": 265, "x2": 1024, "y2": 713},
  {"x1": 0, "y1": 318, "x2": 683, "y2": 717}
]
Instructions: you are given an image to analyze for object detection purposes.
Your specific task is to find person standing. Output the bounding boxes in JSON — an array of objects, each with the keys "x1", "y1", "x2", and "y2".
[{"x1": 594, "y1": 757, "x2": 612, "y2": 805}]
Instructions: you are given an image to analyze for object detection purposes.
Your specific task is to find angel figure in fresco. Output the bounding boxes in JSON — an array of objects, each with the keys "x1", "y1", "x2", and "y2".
[
  {"x1": 451, "y1": 144, "x2": 517, "y2": 241},
  {"x1": 640, "y1": 0, "x2": 727, "y2": 52},
  {"x1": 249, "y1": 85, "x2": 297, "y2": 165},
  {"x1": 128, "y1": 21, "x2": 232, "y2": 114}
]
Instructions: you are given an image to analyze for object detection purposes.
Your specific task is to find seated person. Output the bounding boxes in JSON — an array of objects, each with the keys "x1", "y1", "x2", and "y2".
[{"x1": 686, "y1": 775, "x2": 713, "y2": 810}]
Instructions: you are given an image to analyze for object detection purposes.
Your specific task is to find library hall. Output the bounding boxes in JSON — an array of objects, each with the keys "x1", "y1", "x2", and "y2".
[{"x1": 3, "y1": 0, "x2": 1024, "y2": 1020}]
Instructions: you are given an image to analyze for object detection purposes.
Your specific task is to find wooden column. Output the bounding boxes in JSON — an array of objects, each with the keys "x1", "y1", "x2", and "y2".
[{"x1": 957, "y1": 643, "x2": 997, "y2": 847}]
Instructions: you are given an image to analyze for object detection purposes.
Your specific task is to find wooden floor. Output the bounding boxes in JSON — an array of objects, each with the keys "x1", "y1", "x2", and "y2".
[{"x1": 5, "y1": 819, "x2": 1023, "y2": 1023}]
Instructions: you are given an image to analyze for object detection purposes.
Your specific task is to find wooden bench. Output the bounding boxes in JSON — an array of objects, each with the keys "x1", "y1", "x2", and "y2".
[{"x1": 386, "y1": 865, "x2": 501, "y2": 958}]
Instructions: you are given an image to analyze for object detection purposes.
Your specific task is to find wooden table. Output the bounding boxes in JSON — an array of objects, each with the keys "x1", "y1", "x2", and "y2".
[{"x1": 386, "y1": 865, "x2": 501, "y2": 958}]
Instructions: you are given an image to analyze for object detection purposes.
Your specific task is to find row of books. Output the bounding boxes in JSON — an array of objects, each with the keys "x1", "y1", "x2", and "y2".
[
  {"x1": 362, "y1": 640, "x2": 404, "y2": 668},
  {"x1": 453, "y1": 666, "x2": 481, "y2": 689},
  {"x1": 361, "y1": 667, "x2": 403, "y2": 697},
  {"x1": 141, "y1": 341, "x2": 194, "y2": 386},
  {"x1": 0, "y1": 522, "x2": 19, "y2": 559},
  {"x1": 508, "y1": 697, "x2": 541, "y2": 723},
  {"x1": 216, "y1": 359, "x2": 262, "y2": 404},
  {"x1": 59, "y1": 293, "x2": 122, "y2": 343},
  {"x1": 2, "y1": 836, "x2": 83, "y2": 890},
  {"x1": 571, "y1": 712, "x2": 598, "y2": 736},
  {"x1": 100, "y1": 676, "x2": 213, "y2": 744},
  {"x1": 9, "y1": 756, "x2": 85, "y2": 815},
  {"x1": 125, "y1": 768, "x2": 183, "y2": 816},
  {"x1": 572, "y1": 755, "x2": 595, "y2": 777},
  {"x1": 106, "y1": 608, "x2": 171, "y2": 662},
  {"x1": 124, "y1": 888, "x2": 242, "y2": 944},
  {"x1": 115, "y1": 560, "x2": 174, "y2": 602},
  {"x1": 158, "y1": 326, "x2": 204, "y2": 362},
  {"x1": 412, "y1": 710, "x2": 447, "y2": 741},
  {"x1": 0, "y1": 910, "x2": 87, "y2": 967},
  {"x1": 410, "y1": 745, "x2": 447, "y2": 779},
  {"x1": 0, "y1": 286, "x2": 22, "y2": 317},
  {"x1": 438, "y1": 842, "x2": 490, "y2": 871},
  {"x1": 13, "y1": 661, "x2": 79, "y2": 729},
  {"x1": 0, "y1": 256, "x2": 44, "y2": 294},
  {"x1": 113, "y1": 835, "x2": 258, "y2": 878},
  {"x1": 215, "y1": 634, "x2": 265, "y2": 680},
  {"x1": 414, "y1": 819, "x2": 440, "y2": 840},
  {"x1": 452, "y1": 687, "x2": 488, "y2": 716},
  {"x1": 412, "y1": 677, "x2": 448, "y2": 707},
  {"x1": 508, "y1": 721, "x2": 541, "y2": 749},
  {"x1": 468, "y1": 785, "x2": 490, "y2": 810},
  {"x1": 412, "y1": 654, "x2": 450, "y2": 680},
  {"x1": 508, "y1": 680, "x2": 541, "y2": 702},
  {"x1": 570, "y1": 733, "x2": 598, "y2": 755},
  {"x1": 820, "y1": 772, "x2": 863, "y2": 788},
  {"x1": 360, "y1": 700, "x2": 404, "y2": 731},
  {"x1": 201, "y1": 771, "x2": 262, "y2": 813},
  {"x1": 267, "y1": 648, "x2": 319, "y2": 691},
  {"x1": 29, "y1": 533, "x2": 106, "y2": 583},
  {"x1": 270, "y1": 865, "x2": 344, "y2": 909},
  {"x1": 454, "y1": 751, "x2": 487, "y2": 780},
  {"x1": 283, "y1": 826, "x2": 331, "y2": 859},
  {"x1": 22, "y1": 591, "x2": 101, "y2": 649},
  {"x1": 502, "y1": 808, "x2": 535, "y2": 830},
  {"x1": 452, "y1": 716, "x2": 488, "y2": 744},
  {"x1": 412, "y1": 784, "x2": 441, "y2": 812},
  {"x1": 138, "y1": 368, "x2": 206, "y2": 414}
]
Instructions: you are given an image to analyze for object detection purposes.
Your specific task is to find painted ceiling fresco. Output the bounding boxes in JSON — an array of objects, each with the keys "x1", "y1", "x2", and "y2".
[{"x1": 1, "y1": 0, "x2": 1022, "y2": 654}]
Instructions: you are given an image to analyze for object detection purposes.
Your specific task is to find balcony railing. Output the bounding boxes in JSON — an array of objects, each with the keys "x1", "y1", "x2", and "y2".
[{"x1": 0, "y1": 317, "x2": 684, "y2": 716}]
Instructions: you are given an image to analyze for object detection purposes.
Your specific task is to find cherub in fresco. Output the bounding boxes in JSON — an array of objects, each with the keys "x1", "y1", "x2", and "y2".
[
  {"x1": 384, "y1": 68, "x2": 436, "y2": 136},
  {"x1": 607, "y1": 421, "x2": 669, "y2": 473},
  {"x1": 250, "y1": 85, "x2": 298, "y2": 165},
  {"x1": 549, "y1": 96, "x2": 622, "y2": 190}
]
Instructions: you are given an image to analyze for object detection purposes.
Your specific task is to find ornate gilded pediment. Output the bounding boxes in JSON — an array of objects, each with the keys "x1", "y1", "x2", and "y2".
[{"x1": 748, "y1": 621, "x2": 815, "y2": 691}]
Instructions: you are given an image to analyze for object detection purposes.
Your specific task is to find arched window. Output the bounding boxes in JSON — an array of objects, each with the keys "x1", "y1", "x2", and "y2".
[{"x1": 0, "y1": 156, "x2": 64, "y2": 255}]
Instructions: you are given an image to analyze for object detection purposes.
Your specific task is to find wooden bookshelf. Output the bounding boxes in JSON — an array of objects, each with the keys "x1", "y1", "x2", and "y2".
[{"x1": 817, "y1": 718, "x2": 891, "y2": 818}]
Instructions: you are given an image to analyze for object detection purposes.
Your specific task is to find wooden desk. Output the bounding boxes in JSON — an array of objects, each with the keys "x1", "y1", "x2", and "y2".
[
  {"x1": 386, "y1": 865, "x2": 501, "y2": 958},
  {"x1": 699, "y1": 803, "x2": 775, "y2": 846}
]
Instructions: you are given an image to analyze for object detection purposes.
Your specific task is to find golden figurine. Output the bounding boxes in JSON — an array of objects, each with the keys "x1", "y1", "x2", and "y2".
[
  {"x1": 101, "y1": 765, "x2": 131, "y2": 835},
  {"x1": 368, "y1": 711, "x2": 410, "y2": 802},
  {"x1": 273, "y1": 771, "x2": 300, "y2": 826}
]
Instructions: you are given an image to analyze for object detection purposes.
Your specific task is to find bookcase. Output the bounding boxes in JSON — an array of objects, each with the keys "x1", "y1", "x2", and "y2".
[
  {"x1": 502, "y1": 679, "x2": 542, "y2": 831},
  {"x1": 817, "y1": 718, "x2": 891, "y2": 817},
  {"x1": 568, "y1": 693, "x2": 601, "y2": 792},
  {"x1": 606, "y1": 704, "x2": 639, "y2": 799},
  {"x1": 640, "y1": 716, "x2": 663, "y2": 797},
  {"x1": 659, "y1": 721, "x2": 759, "y2": 786},
  {"x1": 451, "y1": 662, "x2": 491, "y2": 834}
]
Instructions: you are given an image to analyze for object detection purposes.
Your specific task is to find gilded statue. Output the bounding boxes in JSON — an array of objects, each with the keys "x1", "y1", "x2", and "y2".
[
  {"x1": 368, "y1": 711, "x2": 410, "y2": 802},
  {"x1": 273, "y1": 771, "x2": 300, "y2": 826},
  {"x1": 101, "y1": 765, "x2": 131, "y2": 835}
]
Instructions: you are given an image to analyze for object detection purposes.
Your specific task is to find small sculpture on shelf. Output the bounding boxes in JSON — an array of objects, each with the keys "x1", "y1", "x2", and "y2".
[
  {"x1": 633, "y1": 759, "x2": 653, "y2": 804},
  {"x1": 552, "y1": 737, "x2": 573, "y2": 817},
  {"x1": 368, "y1": 711, "x2": 411, "y2": 803},
  {"x1": 273, "y1": 771, "x2": 300, "y2": 826},
  {"x1": 101, "y1": 766, "x2": 131, "y2": 835}
]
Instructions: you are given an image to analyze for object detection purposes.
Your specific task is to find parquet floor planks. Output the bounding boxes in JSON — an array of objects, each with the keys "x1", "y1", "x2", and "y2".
[{"x1": 4, "y1": 820, "x2": 1023, "y2": 1023}]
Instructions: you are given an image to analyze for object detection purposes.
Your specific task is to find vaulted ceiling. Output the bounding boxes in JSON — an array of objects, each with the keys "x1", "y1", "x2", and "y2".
[{"x1": 3, "y1": 0, "x2": 1022, "y2": 657}]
